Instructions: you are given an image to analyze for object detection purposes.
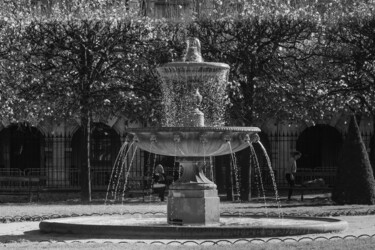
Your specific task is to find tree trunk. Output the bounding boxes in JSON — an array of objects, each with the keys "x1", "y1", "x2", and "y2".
[
  {"x1": 80, "y1": 112, "x2": 92, "y2": 203},
  {"x1": 370, "y1": 117, "x2": 375, "y2": 177}
]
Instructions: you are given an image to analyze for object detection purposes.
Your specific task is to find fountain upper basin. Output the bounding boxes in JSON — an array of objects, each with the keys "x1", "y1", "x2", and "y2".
[
  {"x1": 157, "y1": 61, "x2": 230, "y2": 80},
  {"x1": 127, "y1": 126, "x2": 261, "y2": 157}
]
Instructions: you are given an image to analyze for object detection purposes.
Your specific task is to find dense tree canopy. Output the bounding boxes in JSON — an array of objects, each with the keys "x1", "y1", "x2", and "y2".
[
  {"x1": 0, "y1": 1, "x2": 169, "y2": 201},
  {"x1": 2, "y1": 0, "x2": 375, "y2": 127},
  {"x1": 1, "y1": 0, "x2": 375, "y2": 201},
  {"x1": 310, "y1": 7, "x2": 375, "y2": 167}
]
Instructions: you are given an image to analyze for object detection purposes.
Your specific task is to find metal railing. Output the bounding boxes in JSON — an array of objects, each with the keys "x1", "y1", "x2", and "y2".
[{"x1": 0, "y1": 168, "x2": 112, "y2": 191}]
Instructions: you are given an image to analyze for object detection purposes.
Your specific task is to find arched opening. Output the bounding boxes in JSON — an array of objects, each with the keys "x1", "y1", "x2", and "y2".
[
  {"x1": 297, "y1": 125, "x2": 342, "y2": 170},
  {"x1": 71, "y1": 123, "x2": 121, "y2": 188},
  {"x1": 296, "y1": 124, "x2": 342, "y2": 186},
  {"x1": 0, "y1": 124, "x2": 44, "y2": 174}
]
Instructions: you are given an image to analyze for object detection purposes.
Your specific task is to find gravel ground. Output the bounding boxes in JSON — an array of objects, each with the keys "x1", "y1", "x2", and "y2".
[{"x1": 0, "y1": 193, "x2": 375, "y2": 249}]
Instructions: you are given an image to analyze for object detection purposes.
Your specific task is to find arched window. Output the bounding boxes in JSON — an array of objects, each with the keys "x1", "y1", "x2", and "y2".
[
  {"x1": 296, "y1": 124, "x2": 342, "y2": 171},
  {"x1": 0, "y1": 124, "x2": 44, "y2": 173}
]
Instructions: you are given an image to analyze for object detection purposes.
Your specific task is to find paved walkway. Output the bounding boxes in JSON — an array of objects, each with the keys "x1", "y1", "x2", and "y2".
[{"x1": 0, "y1": 215, "x2": 374, "y2": 245}]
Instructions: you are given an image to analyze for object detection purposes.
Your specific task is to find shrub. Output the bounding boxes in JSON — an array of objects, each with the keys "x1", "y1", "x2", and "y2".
[{"x1": 332, "y1": 115, "x2": 375, "y2": 204}]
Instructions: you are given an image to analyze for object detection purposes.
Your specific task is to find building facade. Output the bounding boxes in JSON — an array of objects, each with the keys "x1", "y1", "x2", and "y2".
[{"x1": 1, "y1": 112, "x2": 373, "y2": 196}]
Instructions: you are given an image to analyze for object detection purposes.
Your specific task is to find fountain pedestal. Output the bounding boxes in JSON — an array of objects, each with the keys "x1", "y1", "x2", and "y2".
[{"x1": 167, "y1": 158, "x2": 220, "y2": 225}]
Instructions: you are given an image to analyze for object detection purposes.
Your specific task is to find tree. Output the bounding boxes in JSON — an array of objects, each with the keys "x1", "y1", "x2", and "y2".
[
  {"x1": 314, "y1": 7, "x2": 375, "y2": 171},
  {"x1": 332, "y1": 115, "x2": 375, "y2": 204},
  {"x1": 187, "y1": 1, "x2": 375, "y2": 127},
  {"x1": 2, "y1": 1, "x2": 163, "y2": 202},
  {"x1": 0, "y1": 14, "x2": 35, "y2": 124},
  {"x1": 0, "y1": 20, "x2": 13, "y2": 119}
]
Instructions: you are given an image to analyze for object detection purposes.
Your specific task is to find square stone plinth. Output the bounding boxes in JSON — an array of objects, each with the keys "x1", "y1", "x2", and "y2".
[{"x1": 167, "y1": 189, "x2": 220, "y2": 225}]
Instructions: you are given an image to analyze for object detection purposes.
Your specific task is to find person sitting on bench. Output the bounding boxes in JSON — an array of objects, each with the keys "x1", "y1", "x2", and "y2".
[{"x1": 153, "y1": 164, "x2": 166, "y2": 202}]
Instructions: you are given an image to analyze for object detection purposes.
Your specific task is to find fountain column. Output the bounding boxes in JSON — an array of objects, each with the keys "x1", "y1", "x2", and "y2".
[
  {"x1": 160, "y1": 37, "x2": 224, "y2": 225},
  {"x1": 167, "y1": 157, "x2": 220, "y2": 225}
]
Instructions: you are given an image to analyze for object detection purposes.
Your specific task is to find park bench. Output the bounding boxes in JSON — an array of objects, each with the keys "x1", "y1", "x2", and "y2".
[
  {"x1": 294, "y1": 170, "x2": 333, "y2": 201},
  {"x1": 0, "y1": 175, "x2": 44, "y2": 202},
  {"x1": 123, "y1": 176, "x2": 154, "y2": 201},
  {"x1": 294, "y1": 180, "x2": 331, "y2": 201}
]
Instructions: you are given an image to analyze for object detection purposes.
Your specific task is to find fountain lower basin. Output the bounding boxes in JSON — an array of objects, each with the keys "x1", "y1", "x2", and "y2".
[
  {"x1": 127, "y1": 126, "x2": 261, "y2": 157},
  {"x1": 39, "y1": 214, "x2": 348, "y2": 239}
]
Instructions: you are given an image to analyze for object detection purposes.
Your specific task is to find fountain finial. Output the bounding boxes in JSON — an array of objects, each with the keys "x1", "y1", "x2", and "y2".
[{"x1": 184, "y1": 37, "x2": 203, "y2": 62}]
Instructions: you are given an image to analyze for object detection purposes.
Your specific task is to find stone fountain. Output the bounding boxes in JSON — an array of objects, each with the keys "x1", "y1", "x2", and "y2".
[
  {"x1": 128, "y1": 37, "x2": 260, "y2": 225},
  {"x1": 39, "y1": 38, "x2": 348, "y2": 239}
]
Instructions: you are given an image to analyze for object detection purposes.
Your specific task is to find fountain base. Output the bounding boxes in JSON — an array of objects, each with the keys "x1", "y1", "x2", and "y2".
[
  {"x1": 167, "y1": 186, "x2": 220, "y2": 225},
  {"x1": 39, "y1": 214, "x2": 349, "y2": 239},
  {"x1": 166, "y1": 158, "x2": 220, "y2": 225}
]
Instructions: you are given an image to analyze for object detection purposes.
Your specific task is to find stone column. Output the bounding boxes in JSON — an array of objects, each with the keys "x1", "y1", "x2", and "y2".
[{"x1": 46, "y1": 136, "x2": 67, "y2": 186}]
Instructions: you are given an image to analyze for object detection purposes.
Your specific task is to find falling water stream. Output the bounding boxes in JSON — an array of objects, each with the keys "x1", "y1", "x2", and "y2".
[
  {"x1": 248, "y1": 142, "x2": 269, "y2": 216},
  {"x1": 107, "y1": 134, "x2": 283, "y2": 216},
  {"x1": 257, "y1": 141, "x2": 283, "y2": 217},
  {"x1": 159, "y1": 65, "x2": 228, "y2": 127},
  {"x1": 227, "y1": 141, "x2": 241, "y2": 201},
  {"x1": 113, "y1": 147, "x2": 130, "y2": 201},
  {"x1": 105, "y1": 141, "x2": 133, "y2": 204},
  {"x1": 120, "y1": 146, "x2": 139, "y2": 204}
]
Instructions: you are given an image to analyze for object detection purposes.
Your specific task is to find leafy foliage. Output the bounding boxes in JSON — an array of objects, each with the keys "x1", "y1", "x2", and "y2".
[
  {"x1": 14, "y1": 18, "x2": 159, "y2": 123},
  {"x1": 1, "y1": 0, "x2": 375, "y2": 201},
  {"x1": 313, "y1": 8, "x2": 375, "y2": 167},
  {"x1": 2, "y1": 0, "x2": 375, "y2": 126},
  {"x1": 0, "y1": 1, "x2": 168, "y2": 202},
  {"x1": 316, "y1": 12, "x2": 375, "y2": 116}
]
